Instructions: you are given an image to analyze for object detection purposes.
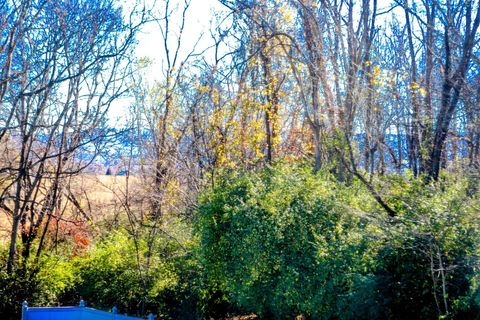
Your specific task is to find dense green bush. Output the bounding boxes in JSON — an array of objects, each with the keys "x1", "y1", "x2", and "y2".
[
  {"x1": 0, "y1": 269, "x2": 39, "y2": 318},
  {"x1": 1, "y1": 219, "x2": 202, "y2": 319},
  {"x1": 1, "y1": 166, "x2": 479, "y2": 320},
  {"x1": 195, "y1": 166, "x2": 380, "y2": 319},
  {"x1": 195, "y1": 166, "x2": 480, "y2": 319},
  {"x1": 64, "y1": 220, "x2": 201, "y2": 319},
  {"x1": 371, "y1": 175, "x2": 480, "y2": 319},
  {"x1": 0, "y1": 248, "x2": 76, "y2": 319}
]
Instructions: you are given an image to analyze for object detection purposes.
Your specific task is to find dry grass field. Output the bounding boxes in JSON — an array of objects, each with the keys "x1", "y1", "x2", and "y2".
[{"x1": 0, "y1": 174, "x2": 142, "y2": 246}]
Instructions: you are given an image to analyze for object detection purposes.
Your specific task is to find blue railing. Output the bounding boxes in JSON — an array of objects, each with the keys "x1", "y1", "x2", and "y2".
[{"x1": 21, "y1": 300, "x2": 154, "y2": 320}]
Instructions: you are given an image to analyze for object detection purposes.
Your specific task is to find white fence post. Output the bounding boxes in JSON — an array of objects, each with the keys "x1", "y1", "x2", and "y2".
[{"x1": 22, "y1": 301, "x2": 28, "y2": 320}]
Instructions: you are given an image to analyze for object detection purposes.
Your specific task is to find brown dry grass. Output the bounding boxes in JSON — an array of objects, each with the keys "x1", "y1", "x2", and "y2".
[{"x1": 0, "y1": 174, "x2": 141, "y2": 245}]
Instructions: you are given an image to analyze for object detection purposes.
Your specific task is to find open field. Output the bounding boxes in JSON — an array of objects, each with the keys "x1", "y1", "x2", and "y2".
[{"x1": 0, "y1": 175, "x2": 137, "y2": 244}]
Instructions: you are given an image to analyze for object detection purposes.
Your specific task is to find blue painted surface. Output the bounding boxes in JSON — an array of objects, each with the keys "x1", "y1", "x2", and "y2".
[{"x1": 21, "y1": 301, "x2": 154, "y2": 320}]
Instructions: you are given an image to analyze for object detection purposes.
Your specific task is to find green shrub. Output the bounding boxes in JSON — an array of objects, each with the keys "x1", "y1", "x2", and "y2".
[
  {"x1": 65, "y1": 220, "x2": 201, "y2": 319},
  {"x1": 0, "y1": 249, "x2": 76, "y2": 320},
  {"x1": 371, "y1": 176, "x2": 480, "y2": 319},
  {"x1": 195, "y1": 166, "x2": 378, "y2": 319},
  {"x1": 1, "y1": 166, "x2": 478, "y2": 320},
  {"x1": 195, "y1": 165, "x2": 480, "y2": 319}
]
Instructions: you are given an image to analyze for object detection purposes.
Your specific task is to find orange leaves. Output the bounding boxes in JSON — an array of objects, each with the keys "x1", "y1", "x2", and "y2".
[
  {"x1": 74, "y1": 233, "x2": 90, "y2": 247},
  {"x1": 48, "y1": 218, "x2": 90, "y2": 257}
]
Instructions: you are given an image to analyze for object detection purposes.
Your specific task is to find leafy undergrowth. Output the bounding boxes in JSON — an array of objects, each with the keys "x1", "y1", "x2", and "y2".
[{"x1": 1, "y1": 165, "x2": 480, "y2": 319}]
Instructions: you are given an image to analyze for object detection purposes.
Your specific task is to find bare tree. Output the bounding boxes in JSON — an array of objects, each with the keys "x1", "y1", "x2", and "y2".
[{"x1": 0, "y1": 0, "x2": 143, "y2": 273}]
